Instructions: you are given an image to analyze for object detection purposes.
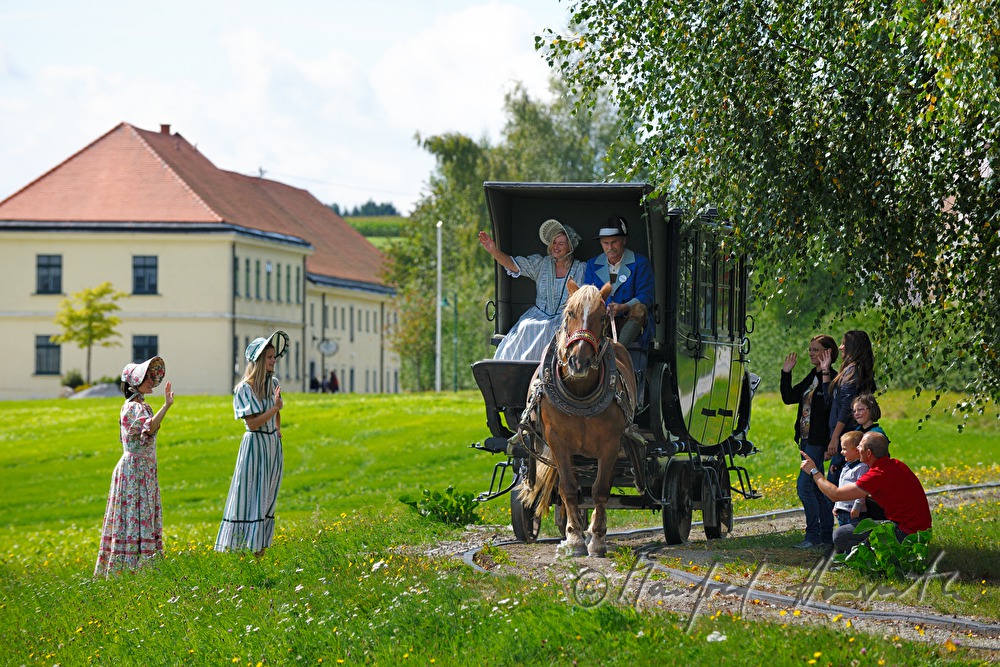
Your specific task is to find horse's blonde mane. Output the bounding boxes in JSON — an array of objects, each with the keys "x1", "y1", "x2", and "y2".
[{"x1": 560, "y1": 284, "x2": 603, "y2": 328}]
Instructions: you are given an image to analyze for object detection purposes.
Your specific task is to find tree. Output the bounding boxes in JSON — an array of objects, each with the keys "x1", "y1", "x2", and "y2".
[
  {"x1": 385, "y1": 80, "x2": 626, "y2": 390},
  {"x1": 541, "y1": 0, "x2": 1000, "y2": 412},
  {"x1": 51, "y1": 282, "x2": 127, "y2": 384}
]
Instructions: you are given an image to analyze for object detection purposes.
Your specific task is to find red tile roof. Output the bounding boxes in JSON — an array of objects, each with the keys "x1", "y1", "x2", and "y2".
[{"x1": 0, "y1": 122, "x2": 388, "y2": 288}]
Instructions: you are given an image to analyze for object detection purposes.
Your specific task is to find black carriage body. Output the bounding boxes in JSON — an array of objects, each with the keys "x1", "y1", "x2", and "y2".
[
  {"x1": 472, "y1": 182, "x2": 757, "y2": 544},
  {"x1": 478, "y1": 181, "x2": 752, "y2": 452}
]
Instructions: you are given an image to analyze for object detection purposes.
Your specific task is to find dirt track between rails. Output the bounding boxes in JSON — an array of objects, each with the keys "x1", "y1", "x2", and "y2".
[{"x1": 422, "y1": 485, "x2": 1000, "y2": 658}]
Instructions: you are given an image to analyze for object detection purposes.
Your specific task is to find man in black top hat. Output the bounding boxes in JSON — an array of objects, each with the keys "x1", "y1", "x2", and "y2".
[{"x1": 583, "y1": 215, "x2": 655, "y2": 348}]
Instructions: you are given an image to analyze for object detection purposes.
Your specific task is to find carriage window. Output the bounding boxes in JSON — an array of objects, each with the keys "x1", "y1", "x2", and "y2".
[
  {"x1": 678, "y1": 236, "x2": 696, "y2": 328},
  {"x1": 716, "y1": 253, "x2": 733, "y2": 338},
  {"x1": 699, "y1": 238, "x2": 715, "y2": 335}
]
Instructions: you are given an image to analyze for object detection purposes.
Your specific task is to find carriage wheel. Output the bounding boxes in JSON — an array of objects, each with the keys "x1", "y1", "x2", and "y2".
[
  {"x1": 703, "y1": 460, "x2": 733, "y2": 540},
  {"x1": 510, "y1": 478, "x2": 540, "y2": 543},
  {"x1": 661, "y1": 459, "x2": 692, "y2": 545}
]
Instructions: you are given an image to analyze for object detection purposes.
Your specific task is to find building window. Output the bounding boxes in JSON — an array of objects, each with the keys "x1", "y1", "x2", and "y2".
[
  {"x1": 323, "y1": 304, "x2": 328, "y2": 328},
  {"x1": 295, "y1": 267, "x2": 301, "y2": 303},
  {"x1": 35, "y1": 335, "x2": 60, "y2": 375},
  {"x1": 245, "y1": 258, "x2": 251, "y2": 298},
  {"x1": 132, "y1": 335, "x2": 158, "y2": 361},
  {"x1": 266, "y1": 261, "x2": 272, "y2": 301},
  {"x1": 233, "y1": 256, "x2": 240, "y2": 296},
  {"x1": 133, "y1": 256, "x2": 158, "y2": 295},
  {"x1": 286, "y1": 266, "x2": 291, "y2": 303},
  {"x1": 276, "y1": 263, "x2": 282, "y2": 303},
  {"x1": 333, "y1": 306, "x2": 338, "y2": 330},
  {"x1": 255, "y1": 260, "x2": 261, "y2": 299},
  {"x1": 310, "y1": 303, "x2": 315, "y2": 327},
  {"x1": 36, "y1": 255, "x2": 62, "y2": 294}
]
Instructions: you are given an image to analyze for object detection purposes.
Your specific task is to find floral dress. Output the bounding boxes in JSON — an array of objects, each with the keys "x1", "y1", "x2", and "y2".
[
  {"x1": 215, "y1": 377, "x2": 284, "y2": 552},
  {"x1": 94, "y1": 396, "x2": 163, "y2": 577}
]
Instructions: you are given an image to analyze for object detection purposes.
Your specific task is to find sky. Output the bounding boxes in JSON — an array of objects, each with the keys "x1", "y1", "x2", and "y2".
[{"x1": 0, "y1": 0, "x2": 572, "y2": 215}]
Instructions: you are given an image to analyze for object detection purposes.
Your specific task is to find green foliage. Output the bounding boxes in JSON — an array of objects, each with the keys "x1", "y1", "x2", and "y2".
[
  {"x1": 328, "y1": 199, "x2": 399, "y2": 217},
  {"x1": 542, "y1": 0, "x2": 1000, "y2": 412},
  {"x1": 61, "y1": 368, "x2": 84, "y2": 388},
  {"x1": 51, "y1": 281, "x2": 127, "y2": 384},
  {"x1": 842, "y1": 520, "x2": 934, "y2": 579},
  {"x1": 345, "y1": 216, "x2": 405, "y2": 237},
  {"x1": 399, "y1": 485, "x2": 481, "y2": 526},
  {"x1": 385, "y1": 79, "x2": 627, "y2": 391}
]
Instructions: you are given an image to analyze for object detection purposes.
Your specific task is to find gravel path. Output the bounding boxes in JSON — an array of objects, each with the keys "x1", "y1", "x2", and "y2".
[{"x1": 421, "y1": 485, "x2": 1000, "y2": 659}]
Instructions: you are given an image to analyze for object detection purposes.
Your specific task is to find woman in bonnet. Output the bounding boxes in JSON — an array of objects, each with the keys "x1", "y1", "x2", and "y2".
[
  {"x1": 478, "y1": 218, "x2": 587, "y2": 360},
  {"x1": 94, "y1": 356, "x2": 173, "y2": 577},
  {"x1": 216, "y1": 331, "x2": 288, "y2": 557}
]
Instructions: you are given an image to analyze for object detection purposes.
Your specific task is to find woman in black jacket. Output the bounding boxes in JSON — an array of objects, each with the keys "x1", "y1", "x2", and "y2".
[{"x1": 781, "y1": 334, "x2": 839, "y2": 549}]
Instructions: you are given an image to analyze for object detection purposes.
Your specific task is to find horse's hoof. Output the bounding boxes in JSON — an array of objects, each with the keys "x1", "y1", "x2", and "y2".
[
  {"x1": 588, "y1": 547, "x2": 607, "y2": 558},
  {"x1": 558, "y1": 539, "x2": 588, "y2": 557},
  {"x1": 587, "y1": 540, "x2": 607, "y2": 558}
]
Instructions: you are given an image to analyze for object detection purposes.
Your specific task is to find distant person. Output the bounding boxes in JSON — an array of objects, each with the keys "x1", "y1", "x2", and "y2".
[
  {"x1": 94, "y1": 356, "x2": 174, "y2": 577},
  {"x1": 800, "y1": 431, "x2": 931, "y2": 555},
  {"x1": 780, "y1": 334, "x2": 839, "y2": 549},
  {"x1": 831, "y1": 430, "x2": 868, "y2": 528},
  {"x1": 479, "y1": 219, "x2": 586, "y2": 360},
  {"x1": 216, "y1": 331, "x2": 288, "y2": 558},
  {"x1": 819, "y1": 330, "x2": 876, "y2": 485},
  {"x1": 309, "y1": 375, "x2": 321, "y2": 393},
  {"x1": 583, "y1": 215, "x2": 654, "y2": 348},
  {"x1": 328, "y1": 370, "x2": 340, "y2": 394}
]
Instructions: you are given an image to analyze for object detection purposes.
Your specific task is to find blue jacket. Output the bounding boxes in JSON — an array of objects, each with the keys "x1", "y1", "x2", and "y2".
[{"x1": 584, "y1": 248, "x2": 655, "y2": 347}]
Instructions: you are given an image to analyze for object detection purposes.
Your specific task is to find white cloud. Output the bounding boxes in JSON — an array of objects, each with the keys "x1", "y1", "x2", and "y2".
[{"x1": 0, "y1": 1, "x2": 568, "y2": 214}]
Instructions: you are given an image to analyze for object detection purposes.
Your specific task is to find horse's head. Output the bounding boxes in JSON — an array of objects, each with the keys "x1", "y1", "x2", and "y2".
[{"x1": 557, "y1": 278, "x2": 613, "y2": 379}]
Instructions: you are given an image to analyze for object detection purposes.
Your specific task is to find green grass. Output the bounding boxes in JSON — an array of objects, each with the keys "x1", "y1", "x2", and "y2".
[{"x1": 1, "y1": 390, "x2": 998, "y2": 665}]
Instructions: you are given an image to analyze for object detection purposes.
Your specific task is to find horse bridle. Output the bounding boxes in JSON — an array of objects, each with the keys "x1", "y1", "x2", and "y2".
[{"x1": 559, "y1": 314, "x2": 610, "y2": 372}]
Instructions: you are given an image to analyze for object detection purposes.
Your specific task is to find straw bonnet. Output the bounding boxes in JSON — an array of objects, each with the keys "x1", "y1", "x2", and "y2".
[
  {"x1": 245, "y1": 330, "x2": 290, "y2": 363},
  {"x1": 538, "y1": 218, "x2": 581, "y2": 251}
]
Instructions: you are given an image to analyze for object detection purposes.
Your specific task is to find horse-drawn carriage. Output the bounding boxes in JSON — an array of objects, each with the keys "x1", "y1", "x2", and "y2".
[{"x1": 471, "y1": 182, "x2": 760, "y2": 550}]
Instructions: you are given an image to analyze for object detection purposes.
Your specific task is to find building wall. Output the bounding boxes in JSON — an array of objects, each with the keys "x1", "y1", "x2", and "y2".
[
  {"x1": 304, "y1": 285, "x2": 400, "y2": 394},
  {"x1": 1, "y1": 229, "x2": 399, "y2": 399}
]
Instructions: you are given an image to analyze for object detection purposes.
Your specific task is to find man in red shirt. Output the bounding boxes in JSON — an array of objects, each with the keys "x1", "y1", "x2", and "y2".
[{"x1": 799, "y1": 431, "x2": 932, "y2": 554}]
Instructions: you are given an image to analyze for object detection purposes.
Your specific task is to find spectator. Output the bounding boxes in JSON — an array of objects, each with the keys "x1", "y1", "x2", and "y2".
[
  {"x1": 780, "y1": 334, "x2": 839, "y2": 549},
  {"x1": 800, "y1": 431, "x2": 931, "y2": 555},
  {"x1": 832, "y1": 430, "x2": 868, "y2": 528}
]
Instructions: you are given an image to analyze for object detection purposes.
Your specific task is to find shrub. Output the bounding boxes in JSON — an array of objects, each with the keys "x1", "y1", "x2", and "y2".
[
  {"x1": 841, "y1": 519, "x2": 933, "y2": 578},
  {"x1": 399, "y1": 486, "x2": 480, "y2": 526},
  {"x1": 62, "y1": 369, "x2": 84, "y2": 388}
]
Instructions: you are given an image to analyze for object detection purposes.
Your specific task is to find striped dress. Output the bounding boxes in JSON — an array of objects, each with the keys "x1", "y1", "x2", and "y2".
[
  {"x1": 94, "y1": 396, "x2": 163, "y2": 577},
  {"x1": 215, "y1": 377, "x2": 283, "y2": 552}
]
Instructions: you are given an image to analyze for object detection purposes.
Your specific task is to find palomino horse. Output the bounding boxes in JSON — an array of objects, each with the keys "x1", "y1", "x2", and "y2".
[{"x1": 520, "y1": 279, "x2": 637, "y2": 557}]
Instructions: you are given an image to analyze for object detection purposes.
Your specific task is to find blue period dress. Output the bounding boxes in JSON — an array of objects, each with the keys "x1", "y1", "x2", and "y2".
[
  {"x1": 94, "y1": 396, "x2": 164, "y2": 577},
  {"x1": 494, "y1": 255, "x2": 587, "y2": 361},
  {"x1": 215, "y1": 376, "x2": 284, "y2": 552}
]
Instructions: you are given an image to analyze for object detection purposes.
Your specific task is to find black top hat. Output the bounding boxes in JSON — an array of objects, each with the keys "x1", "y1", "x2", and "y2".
[{"x1": 594, "y1": 215, "x2": 628, "y2": 239}]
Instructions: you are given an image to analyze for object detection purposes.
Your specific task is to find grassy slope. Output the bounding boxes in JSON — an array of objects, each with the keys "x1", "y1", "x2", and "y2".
[{"x1": 1, "y1": 390, "x2": 997, "y2": 665}]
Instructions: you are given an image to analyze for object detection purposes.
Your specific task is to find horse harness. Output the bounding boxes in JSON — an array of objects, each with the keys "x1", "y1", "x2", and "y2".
[{"x1": 516, "y1": 333, "x2": 637, "y2": 466}]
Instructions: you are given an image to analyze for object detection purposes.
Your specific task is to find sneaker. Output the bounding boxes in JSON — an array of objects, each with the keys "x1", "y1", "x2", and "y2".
[{"x1": 793, "y1": 540, "x2": 817, "y2": 550}]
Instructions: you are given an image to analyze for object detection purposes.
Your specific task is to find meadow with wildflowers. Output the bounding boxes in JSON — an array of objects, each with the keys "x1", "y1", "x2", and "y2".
[{"x1": 1, "y1": 390, "x2": 997, "y2": 665}]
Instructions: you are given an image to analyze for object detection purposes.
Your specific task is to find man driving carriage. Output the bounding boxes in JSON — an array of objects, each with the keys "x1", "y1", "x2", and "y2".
[{"x1": 583, "y1": 215, "x2": 655, "y2": 350}]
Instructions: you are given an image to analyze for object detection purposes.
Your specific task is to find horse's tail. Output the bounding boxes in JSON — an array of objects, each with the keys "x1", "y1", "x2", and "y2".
[{"x1": 520, "y1": 452, "x2": 557, "y2": 518}]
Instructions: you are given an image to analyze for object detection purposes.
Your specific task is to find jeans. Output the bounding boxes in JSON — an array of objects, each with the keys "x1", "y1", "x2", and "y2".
[{"x1": 798, "y1": 444, "x2": 834, "y2": 544}]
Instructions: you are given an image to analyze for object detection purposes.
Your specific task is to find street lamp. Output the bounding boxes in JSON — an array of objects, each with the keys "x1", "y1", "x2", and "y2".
[{"x1": 435, "y1": 220, "x2": 443, "y2": 392}]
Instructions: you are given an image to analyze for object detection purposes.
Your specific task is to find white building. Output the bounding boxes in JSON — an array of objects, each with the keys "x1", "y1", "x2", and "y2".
[{"x1": 0, "y1": 122, "x2": 398, "y2": 399}]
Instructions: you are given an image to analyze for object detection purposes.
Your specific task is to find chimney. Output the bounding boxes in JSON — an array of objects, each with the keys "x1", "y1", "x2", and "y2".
[{"x1": 160, "y1": 124, "x2": 171, "y2": 135}]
